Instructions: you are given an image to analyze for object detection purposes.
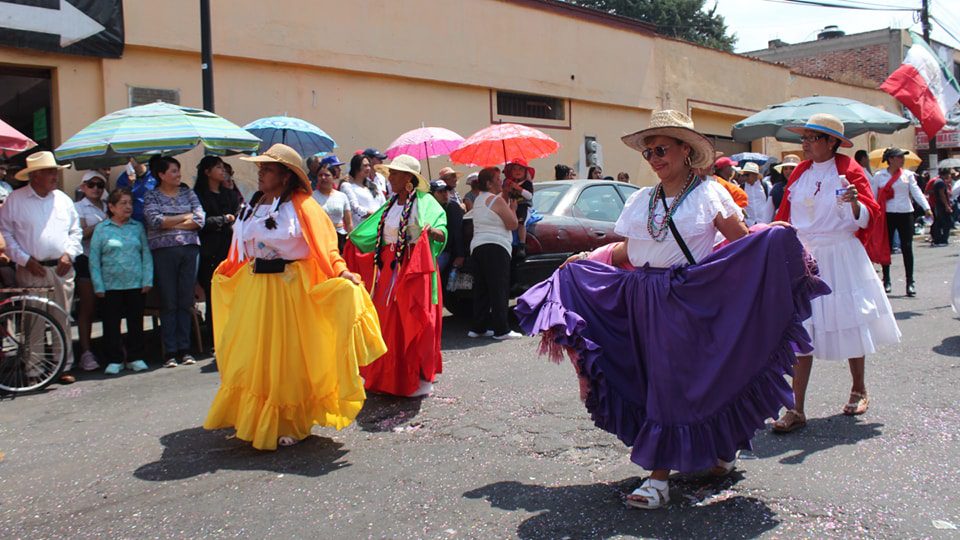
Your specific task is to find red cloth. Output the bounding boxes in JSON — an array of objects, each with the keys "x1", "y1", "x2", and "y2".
[
  {"x1": 343, "y1": 230, "x2": 442, "y2": 396},
  {"x1": 774, "y1": 153, "x2": 887, "y2": 265},
  {"x1": 874, "y1": 169, "x2": 902, "y2": 266}
]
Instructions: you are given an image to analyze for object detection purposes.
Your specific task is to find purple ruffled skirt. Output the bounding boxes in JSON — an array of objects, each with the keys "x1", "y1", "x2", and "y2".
[{"x1": 515, "y1": 226, "x2": 830, "y2": 472}]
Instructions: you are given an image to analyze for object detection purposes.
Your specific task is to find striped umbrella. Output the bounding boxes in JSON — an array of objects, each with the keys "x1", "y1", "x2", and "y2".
[
  {"x1": 55, "y1": 101, "x2": 261, "y2": 169},
  {"x1": 243, "y1": 116, "x2": 336, "y2": 157}
]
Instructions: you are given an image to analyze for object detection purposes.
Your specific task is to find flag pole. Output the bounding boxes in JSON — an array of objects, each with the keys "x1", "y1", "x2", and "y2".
[{"x1": 921, "y1": 0, "x2": 938, "y2": 171}]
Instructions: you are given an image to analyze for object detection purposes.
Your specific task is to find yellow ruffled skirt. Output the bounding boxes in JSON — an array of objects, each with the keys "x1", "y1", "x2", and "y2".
[{"x1": 202, "y1": 261, "x2": 386, "y2": 450}]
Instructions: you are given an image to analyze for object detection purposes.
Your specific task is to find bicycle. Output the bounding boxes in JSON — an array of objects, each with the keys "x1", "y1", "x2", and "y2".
[{"x1": 0, "y1": 287, "x2": 70, "y2": 395}]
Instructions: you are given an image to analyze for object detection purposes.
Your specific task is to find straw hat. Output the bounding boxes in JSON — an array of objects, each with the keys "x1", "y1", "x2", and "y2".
[
  {"x1": 15, "y1": 151, "x2": 70, "y2": 181},
  {"x1": 773, "y1": 154, "x2": 801, "y2": 173},
  {"x1": 621, "y1": 110, "x2": 715, "y2": 169},
  {"x1": 437, "y1": 166, "x2": 459, "y2": 179},
  {"x1": 785, "y1": 113, "x2": 853, "y2": 148},
  {"x1": 740, "y1": 162, "x2": 761, "y2": 175},
  {"x1": 375, "y1": 154, "x2": 428, "y2": 192},
  {"x1": 241, "y1": 143, "x2": 310, "y2": 187}
]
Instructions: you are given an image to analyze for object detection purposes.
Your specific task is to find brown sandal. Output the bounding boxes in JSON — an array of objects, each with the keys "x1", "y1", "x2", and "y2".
[
  {"x1": 842, "y1": 391, "x2": 869, "y2": 415},
  {"x1": 772, "y1": 409, "x2": 806, "y2": 433}
]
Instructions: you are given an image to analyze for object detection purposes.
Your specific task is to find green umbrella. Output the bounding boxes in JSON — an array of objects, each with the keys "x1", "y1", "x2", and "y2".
[
  {"x1": 732, "y1": 96, "x2": 910, "y2": 144},
  {"x1": 55, "y1": 101, "x2": 260, "y2": 169}
]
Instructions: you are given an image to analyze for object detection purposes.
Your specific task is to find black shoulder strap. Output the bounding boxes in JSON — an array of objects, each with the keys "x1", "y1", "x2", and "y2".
[{"x1": 660, "y1": 191, "x2": 696, "y2": 265}]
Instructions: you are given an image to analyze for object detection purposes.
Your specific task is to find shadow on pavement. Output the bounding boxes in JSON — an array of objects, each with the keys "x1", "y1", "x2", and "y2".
[
  {"x1": 463, "y1": 478, "x2": 779, "y2": 539},
  {"x1": 751, "y1": 415, "x2": 883, "y2": 465},
  {"x1": 133, "y1": 426, "x2": 349, "y2": 481},
  {"x1": 354, "y1": 393, "x2": 424, "y2": 432},
  {"x1": 933, "y1": 335, "x2": 960, "y2": 357}
]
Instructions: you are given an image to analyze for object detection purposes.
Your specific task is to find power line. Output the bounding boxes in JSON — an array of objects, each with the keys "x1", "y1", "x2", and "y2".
[
  {"x1": 760, "y1": 0, "x2": 916, "y2": 11},
  {"x1": 931, "y1": 16, "x2": 960, "y2": 48}
]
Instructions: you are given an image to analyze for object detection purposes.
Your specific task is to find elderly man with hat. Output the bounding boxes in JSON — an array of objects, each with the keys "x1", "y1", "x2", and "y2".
[
  {"x1": 738, "y1": 161, "x2": 773, "y2": 226},
  {"x1": 0, "y1": 151, "x2": 83, "y2": 384},
  {"x1": 517, "y1": 110, "x2": 830, "y2": 509},
  {"x1": 437, "y1": 166, "x2": 464, "y2": 208},
  {"x1": 344, "y1": 154, "x2": 447, "y2": 398},
  {"x1": 430, "y1": 179, "x2": 466, "y2": 287},
  {"x1": 772, "y1": 113, "x2": 901, "y2": 433}
]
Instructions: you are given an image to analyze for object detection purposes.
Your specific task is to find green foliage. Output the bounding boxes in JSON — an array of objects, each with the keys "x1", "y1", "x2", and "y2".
[{"x1": 568, "y1": 0, "x2": 737, "y2": 52}]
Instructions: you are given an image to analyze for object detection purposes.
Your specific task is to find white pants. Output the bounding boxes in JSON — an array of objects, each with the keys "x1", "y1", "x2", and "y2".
[{"x1": 15, "y1": 265, "x2": 75, "y2": 372}]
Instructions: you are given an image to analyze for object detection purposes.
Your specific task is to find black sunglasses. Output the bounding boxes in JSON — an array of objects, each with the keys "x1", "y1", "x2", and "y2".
[
  {"x1": 641, "y1": 145, "x2": 672, "y2": 160},
  {"x1": 85, "y1": 182, "x2": 106, "y2": 188},
  {"x1": 799, "y1": 134, "x2": 828, "y2": 143}
]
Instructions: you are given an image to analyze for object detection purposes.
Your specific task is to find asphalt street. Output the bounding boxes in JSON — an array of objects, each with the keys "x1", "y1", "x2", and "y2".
[{"x1": 2, "y1": 241, "x2": 960, "y2": 539}]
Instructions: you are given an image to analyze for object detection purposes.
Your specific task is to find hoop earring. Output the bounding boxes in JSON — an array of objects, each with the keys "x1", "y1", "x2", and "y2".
[
  {"x1": 684, "y1": 155, "x2": 692, "y2": 167},
  {"x1": 405, "y1": 182, "x2": 414, "y2": 193}
]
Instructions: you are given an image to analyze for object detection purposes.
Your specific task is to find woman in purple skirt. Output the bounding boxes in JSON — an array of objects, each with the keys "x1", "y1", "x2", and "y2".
[{"x1": 516, "y1": 110, "x2": 830, "y2": 509}]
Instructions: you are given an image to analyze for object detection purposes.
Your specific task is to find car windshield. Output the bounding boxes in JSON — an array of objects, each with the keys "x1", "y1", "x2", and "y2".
[{"x1": 532, "y1": 184, "x2": 569, "y2": 214}]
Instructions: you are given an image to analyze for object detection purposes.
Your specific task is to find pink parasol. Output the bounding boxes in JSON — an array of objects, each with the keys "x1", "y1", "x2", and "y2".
[
  {"x1": 0, "y1": 118, "x2": 37, "y2": 157},
  {"x1": 449, "y1": 123, "x2": 559, "y2": 167},
  {"x1": 385, "y1": 126, "x2": 465, "y2": 179}
]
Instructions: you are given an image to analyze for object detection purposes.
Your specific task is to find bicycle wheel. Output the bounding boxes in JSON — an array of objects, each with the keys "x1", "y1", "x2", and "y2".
[{"x1": 0, "y1": 304, "x2": 67, "y2": 394}]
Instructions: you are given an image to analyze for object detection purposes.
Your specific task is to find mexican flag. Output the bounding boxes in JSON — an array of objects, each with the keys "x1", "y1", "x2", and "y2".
[{"x1": 880, "y1": 33, "x2": 960, "y2": 138}]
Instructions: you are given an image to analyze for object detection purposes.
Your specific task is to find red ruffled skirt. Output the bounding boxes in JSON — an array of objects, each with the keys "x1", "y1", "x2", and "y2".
[{"x1": 344, "y1": 232, "x2": 443, "y2": 396}]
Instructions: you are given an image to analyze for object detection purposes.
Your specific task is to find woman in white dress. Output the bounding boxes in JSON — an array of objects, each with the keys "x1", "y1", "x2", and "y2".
[
  {"x1": 772, "y1": 113, "x2": 901, "y2": 432},
  {"x1": 341, "y1": 154, "x2": 385, "y2": 226}
]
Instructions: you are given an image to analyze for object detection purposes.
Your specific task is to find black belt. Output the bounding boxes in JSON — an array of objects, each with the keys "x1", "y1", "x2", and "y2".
[
  {"x1": 38, "y1": 259, "x2": 61, "y2": 267},
  {"x1": 252, "y1": 258, "x2": 292, "y2": 274}
]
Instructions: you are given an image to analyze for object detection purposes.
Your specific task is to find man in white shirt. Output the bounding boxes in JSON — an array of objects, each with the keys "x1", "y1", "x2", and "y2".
[
  {"x1": 0, "y1": 152, "x2": 83, "y2": 384},
  {"x1": 738, "y1": 162, "x2": 773, "y2": 225}
]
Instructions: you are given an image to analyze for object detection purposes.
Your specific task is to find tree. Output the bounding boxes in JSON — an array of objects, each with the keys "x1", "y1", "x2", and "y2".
[{"x1": 568, "y1": 0, "x2": 737, "y2": 52}]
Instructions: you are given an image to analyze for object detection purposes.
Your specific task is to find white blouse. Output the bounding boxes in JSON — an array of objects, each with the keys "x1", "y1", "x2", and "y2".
[
  {"x1": 787, "y1": 158, "x2": 869, "y2": 240},
  {"x1": 615, "y1": 180, "x2": 741, "y2": 268},
  {"x1": 240, "y1": 201, "x2": 310, "y2": 260},
  {"x1": 871, "y1": 168, "x2": 930, "y2": 213},
  {"x1": 383, "y1": 199, "x2": 422, "y2": 244}
]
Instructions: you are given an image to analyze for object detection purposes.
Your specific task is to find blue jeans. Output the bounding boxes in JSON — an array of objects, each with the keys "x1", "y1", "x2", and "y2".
[{"x1": 153, "y1": 244, "x2": 199, "y2": 357}]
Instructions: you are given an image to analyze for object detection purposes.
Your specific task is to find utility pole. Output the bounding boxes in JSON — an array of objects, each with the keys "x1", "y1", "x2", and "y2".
[
  {"x1": 920, "y1": 0, "x2": 937, "y2": 169},
  {"x1": 200, "y1": 0, "x2": 214, "y2": 112}
]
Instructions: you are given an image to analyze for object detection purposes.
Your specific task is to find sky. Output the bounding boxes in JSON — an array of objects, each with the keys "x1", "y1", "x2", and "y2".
[{"x1": 713, "y1": 0, "x2": 960, "y2": 53}]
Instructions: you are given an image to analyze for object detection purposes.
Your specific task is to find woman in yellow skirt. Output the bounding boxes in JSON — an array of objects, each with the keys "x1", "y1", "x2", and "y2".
[{"x1": 203, "y1": 143, "x2": 386, "y2": 450}]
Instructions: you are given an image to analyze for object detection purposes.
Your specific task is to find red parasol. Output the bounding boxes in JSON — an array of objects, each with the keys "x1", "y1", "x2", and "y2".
[{"x1": 449, "y1": 123, "x2": 558, "y2": 167}]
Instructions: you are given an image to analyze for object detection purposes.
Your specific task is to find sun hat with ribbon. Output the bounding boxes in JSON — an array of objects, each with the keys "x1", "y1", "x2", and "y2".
[
  {"x1": 621, "y1": 110, "x2": 715, "y2": 169},
  {"x1": 773, "y1": 154, "x2": 801, "y2": 173},
  {"x1": 375, "y1": 154, "x2": 428, "y2": 192},
  {"x1": 15, "y1": 151, "x2": 70, "y2": 180},
  {"x1": 241, "y1": 143, "x2": 310, "y2": 188},
  {"x1": 785, "y1": 113, "x2": 853, "y2": 148}
]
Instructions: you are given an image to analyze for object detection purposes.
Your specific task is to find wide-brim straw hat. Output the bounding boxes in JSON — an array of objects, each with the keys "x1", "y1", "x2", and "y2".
[
  {"x1": 241, "y1": 143, "x2": 311, "y2": 189},
  {"x1": 785, "y1": 113, "x2": 853, "y2": 148},
  {"x1": 621, "y1": 110, "x2": 715, "y2": 169},
  {"x1": 773, "y1": 154, "x2": 801, "y2": 173},
  {"x1": 375, "y1": 154, "x2": 428, "y2": 192},
  {"x1": 740, "y1": 162, "x2": 761, "y2": 175},
  {"x1": 16, "y1": 151, "x2": 70, "y2": 180}
]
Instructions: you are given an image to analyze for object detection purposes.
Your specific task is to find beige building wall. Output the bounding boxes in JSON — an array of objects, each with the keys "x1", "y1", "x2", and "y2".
[{"x1": 0, "y1": 0, "x2": 917, "y2": 193}]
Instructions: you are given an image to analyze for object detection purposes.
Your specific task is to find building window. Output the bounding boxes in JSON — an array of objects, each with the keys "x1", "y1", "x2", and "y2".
[
  {"x1": 496, "y1": 91, "x2": 565, "y2": 121},
  {"x1": 129, "y1": 87, "x2": 180, "y2": 107}
]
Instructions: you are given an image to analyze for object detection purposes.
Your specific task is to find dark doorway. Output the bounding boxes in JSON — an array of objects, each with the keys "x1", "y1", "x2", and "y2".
[{"x1": 0, "y1": 66, "x2": 53, "y2": 159}]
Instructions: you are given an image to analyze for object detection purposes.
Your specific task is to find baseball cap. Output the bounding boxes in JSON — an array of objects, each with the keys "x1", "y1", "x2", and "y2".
[
  {"x1": 430, "y1": 179, "x2": 453, "y2": 192},
  {"x1": 362, "y1": 148, "x2": 387, "y2": 160},
  {"x1": 320, "y1": 155, "x2": 345, "y2": 167},
  {"x1": 714, "y1": 157, "x2": 736, "y2": 169},
  {"x1": 82, "y1": 170, "x2": 107, "y2": 184}
]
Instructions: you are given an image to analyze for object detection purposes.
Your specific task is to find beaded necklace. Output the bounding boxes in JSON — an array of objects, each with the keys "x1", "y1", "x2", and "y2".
[{"x1": 646, "y1": 171, "x2": 700, "y2": 242}]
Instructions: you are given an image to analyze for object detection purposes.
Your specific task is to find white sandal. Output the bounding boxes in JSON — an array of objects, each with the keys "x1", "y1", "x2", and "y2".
[
  {"x1": 626, "y1": 478, "x2": 670, "y2": 510},
  {"x1": 277, "y1": 436, "x2": 299, "y2": 447}
]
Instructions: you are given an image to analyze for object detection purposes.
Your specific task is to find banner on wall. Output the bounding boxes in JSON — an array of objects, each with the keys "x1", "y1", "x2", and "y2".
[{"x1": 0, "y1": 0, "x2": 124, "y2": 58}]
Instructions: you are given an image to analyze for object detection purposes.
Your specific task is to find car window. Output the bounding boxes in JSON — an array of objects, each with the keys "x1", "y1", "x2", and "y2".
[
  {"x1": 616, "y1": 184, "x2": 639, "y2": 201},
  {"x1": 571, "y1": 185, "x2": 624, "y2": 222},
  {"x1": 532, "y1": 184, "x2": 569, "y2": 214}
]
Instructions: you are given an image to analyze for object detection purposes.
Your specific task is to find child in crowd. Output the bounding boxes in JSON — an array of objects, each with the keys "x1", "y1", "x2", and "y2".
[{"x1": 89, "y1": 188, "x2": 153, "y2": 374}]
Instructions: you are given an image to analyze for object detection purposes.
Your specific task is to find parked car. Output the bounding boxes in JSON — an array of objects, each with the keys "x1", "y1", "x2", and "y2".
[{"x1": 444, "y1": 179, "x2": 638, "y2": 317}]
